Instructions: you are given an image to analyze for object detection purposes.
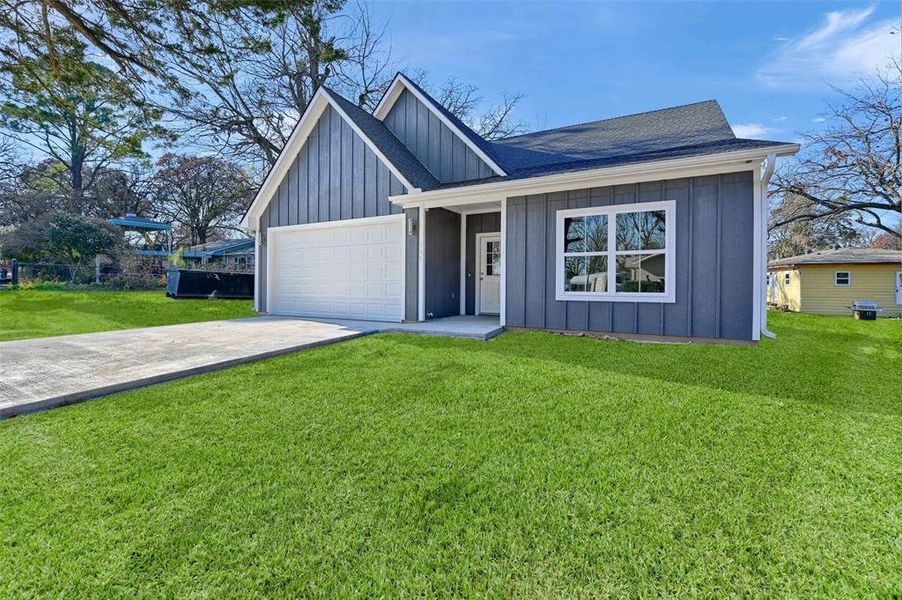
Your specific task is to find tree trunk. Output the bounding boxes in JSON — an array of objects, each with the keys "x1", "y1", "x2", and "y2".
[{"x1": 69, "y1": 140, "x2": 85, "y2": 212}]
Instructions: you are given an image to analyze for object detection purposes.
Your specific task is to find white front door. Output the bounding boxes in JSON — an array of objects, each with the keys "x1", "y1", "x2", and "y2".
[
  {"x1": 896, "y1": 271, "x2": 902, "y2": 305},
  {"x1": 477, "y1": 233, "x2": 501, "y2": 315}
]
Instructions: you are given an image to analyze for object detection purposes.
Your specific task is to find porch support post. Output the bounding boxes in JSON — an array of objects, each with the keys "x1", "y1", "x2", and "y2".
[
  {"x1": 500, "y1": 198, "x2": 507, "y2": 327},
  {"x1": 459, "y1": 212, "x2": 466, "y2": 315},
  {"x1": 418, "y1": 204, "x2": 426, "y2": 321}
]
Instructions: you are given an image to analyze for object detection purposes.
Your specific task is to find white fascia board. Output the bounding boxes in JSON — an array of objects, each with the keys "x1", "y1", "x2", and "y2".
[
  {"x1": 372, "y1": 75, "x2": 405, "y2": 119},
  {"x1": 388, "y1": 144, "x2": 800, "y2": 210},
  {"x1": 242, "y1": 87, "x2": 419, "y2": 232},
  {"x1": 372, "y1": 73, "x2": 508, "y2": 177}
]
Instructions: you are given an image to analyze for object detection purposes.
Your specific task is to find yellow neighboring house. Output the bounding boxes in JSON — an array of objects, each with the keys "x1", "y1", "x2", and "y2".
[{"x1": 768, "y1": 248, "x2": 902, "y2": 317}]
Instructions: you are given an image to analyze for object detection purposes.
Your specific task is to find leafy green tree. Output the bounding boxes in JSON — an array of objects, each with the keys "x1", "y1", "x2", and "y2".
[
  {"x1": 0, "y1": 212, "x2": 121, "y2": 281},
  {"x1": 0, "y1": 1, "x2": 299, "y2": 92},
  {"x1": 0, "y1": 41, "x2": 166, "y2": 211},
  {"x1": 46, "y1": 213, "x2": 121, "y2": 282}
]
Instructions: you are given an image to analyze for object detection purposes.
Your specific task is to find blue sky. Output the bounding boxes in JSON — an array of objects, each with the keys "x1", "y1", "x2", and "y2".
[{"x1": 369, "y1": 0, "x2": 900, "y2": 141}]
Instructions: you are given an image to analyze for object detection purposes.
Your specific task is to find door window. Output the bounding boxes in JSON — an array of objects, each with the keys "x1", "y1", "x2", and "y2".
[{"x1": 484, "y1": 240, "x2": 500, "y2": 276}]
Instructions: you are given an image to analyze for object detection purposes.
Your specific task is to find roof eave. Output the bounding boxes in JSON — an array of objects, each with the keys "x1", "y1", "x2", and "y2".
[{"x1": 391, "y1": 143, "x2": 800, "y2": 209}]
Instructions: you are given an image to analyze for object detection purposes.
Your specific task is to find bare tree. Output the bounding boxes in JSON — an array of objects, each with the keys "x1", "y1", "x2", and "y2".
[
  {"x1": 871, "y1": 230, "x2": 902, "y2": 250},
  {"x1": 151, "y1": 153, "x2": 253, "y2": 246},
  {"x1": 769, "y1": 193, "x2": 866, "y2": 258},
  {"x1": 331, "y1": 1, "x2": 395, "y2": 109},
  {"x1": 0, "y1": 137, "x2": 20, "y2": 183},
  {"x1": 411, "y1": 73, "x2": 526, "y2": 140},
  {"x1": 476, "y1": 92, "x2": 526, "y2": 140},
  {"x1": 165, "y1": 3, "x2": 525, "y2": 167},
  {"x1": 770, "y1": 61, "x2": 902, "y2": 238},
  {"x1": 163, "y1": 1, "x2": 381, "y2": 167}
]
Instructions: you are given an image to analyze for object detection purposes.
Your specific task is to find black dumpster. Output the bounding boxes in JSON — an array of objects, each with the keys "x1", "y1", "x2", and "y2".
[
  {"x1": 850, "y1": 300, "x2": 882, "y2": 320},
  {"x1": 166, "y1": 268, "x2": 254, "y2": 299}
]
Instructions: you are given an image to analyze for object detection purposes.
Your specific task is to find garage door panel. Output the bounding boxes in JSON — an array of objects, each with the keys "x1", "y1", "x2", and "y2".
[{"x1": 269, "y1": 216, "x2": 405, "y2": 322}]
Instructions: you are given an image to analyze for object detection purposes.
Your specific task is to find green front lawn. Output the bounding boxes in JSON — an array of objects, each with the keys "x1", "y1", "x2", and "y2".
[
  {"x1": 1, "y1": 312, "x2": 900, "y2": 596},
  {"x1": 0, "y1": 287, "x2": 256, "y2": 341}
]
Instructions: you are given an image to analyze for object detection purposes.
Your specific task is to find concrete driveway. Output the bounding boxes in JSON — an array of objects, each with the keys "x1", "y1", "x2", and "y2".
[{"x1": 0, "y1": 317, "x2": 381, "y2": 418}]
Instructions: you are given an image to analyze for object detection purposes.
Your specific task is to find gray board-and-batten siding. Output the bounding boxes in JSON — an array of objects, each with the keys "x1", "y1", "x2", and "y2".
[
  {"x1": 505, "y1": 171, "x2": 756, "y2": 340},
  {"x1": 382, "y1": 89, "x2": 495, "y2": 185},
  {"x1": 257, "y1": 104, "x2": 418, "y2": 318}
]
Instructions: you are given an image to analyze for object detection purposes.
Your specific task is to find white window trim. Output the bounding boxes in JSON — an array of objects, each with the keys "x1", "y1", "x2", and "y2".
[
  {"x1": 783, "y1": 272, "x2": 791, "y2": 286},
  {"x1": 834, "y1": 271, "x2": 852, "y2": 287},
  {"x1": 555, "y1": 200, "x2": 676, "y2": 303}
]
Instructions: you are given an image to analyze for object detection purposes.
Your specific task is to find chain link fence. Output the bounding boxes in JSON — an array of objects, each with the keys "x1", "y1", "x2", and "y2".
[{"x1": 0, "y1": 259, "x2": 168, "y2": 288}]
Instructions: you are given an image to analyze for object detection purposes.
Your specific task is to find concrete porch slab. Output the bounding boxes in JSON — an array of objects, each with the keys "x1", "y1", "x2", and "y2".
[
  {"x1": 297, "y1": 315, "x2": 503, "y2": 341},
  {"x1": 389, "y1": 315, "x2": 503, "y2": 340}
]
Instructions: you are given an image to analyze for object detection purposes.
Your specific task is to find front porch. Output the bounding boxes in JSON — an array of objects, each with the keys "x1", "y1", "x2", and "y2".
[
  {"x1": 394, "y1": 315, "x2": 502, "y2": 340},
  {"x1": 417, "y1": 201, "x2": 505, "y2": 324}
]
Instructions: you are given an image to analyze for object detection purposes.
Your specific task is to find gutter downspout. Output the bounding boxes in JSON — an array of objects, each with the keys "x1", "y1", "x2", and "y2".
[{"x1": 760, "y1": 153, "x2": 777, "y2": 339}]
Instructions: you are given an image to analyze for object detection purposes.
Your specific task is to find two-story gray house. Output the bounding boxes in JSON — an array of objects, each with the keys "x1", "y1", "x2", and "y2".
[{"x1": 242, "y1": 73, "x2": 798, "y2": 343}]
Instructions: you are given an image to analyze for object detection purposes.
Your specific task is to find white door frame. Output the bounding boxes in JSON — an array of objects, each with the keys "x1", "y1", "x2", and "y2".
[
  {"x1": 896, "y1": 270, "x2": 902, "y2": 306},
  {"x1": 475, "y1": 231, "x2": 501, "y2": 316},
  {"x1": 265, "y1": 213, "x2": 406, "y2": 318}
]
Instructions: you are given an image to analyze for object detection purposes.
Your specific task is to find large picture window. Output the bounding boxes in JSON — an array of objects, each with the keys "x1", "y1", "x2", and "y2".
[{"x1": 556, "y1": 200, "x2": 675, "y2": 302}]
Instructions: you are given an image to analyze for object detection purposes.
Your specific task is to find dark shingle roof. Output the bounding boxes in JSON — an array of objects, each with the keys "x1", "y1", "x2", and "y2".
[
  {"x1": 770, "y1": 247, "x2": 902, "y2": 267},
  {"x1": 425, "y1": 137, "x2": 790, "y2": 191},
  {"x1": 185, "y1": 238, "x2": 255, "y2": 256},
  {"x1": 322, "y1": 87, "x2": 438, "y2": 189},
  {"x1": 324, "y1": 84, "x2": 795, "y2": 194},
  {"x1": 489, "y1": 100, "x2": 737, "y2": 172}
]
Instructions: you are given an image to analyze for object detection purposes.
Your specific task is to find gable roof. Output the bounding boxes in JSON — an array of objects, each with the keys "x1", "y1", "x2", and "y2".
[
  {"x1": 322, "y1": 88, "x2": 438, "y2": 190},
  {"x1": 242, "y1": 86, "x2": 435, "y2": 229},
  {"x1": 769, "y1": 247, "x2": 902, "y2": 267},
  {"x1": 425, "y1": 137, "x2": 794, "y2": 191},
  {"x1": 373, "y1": 73, "x2": 508, "y2": 176}
]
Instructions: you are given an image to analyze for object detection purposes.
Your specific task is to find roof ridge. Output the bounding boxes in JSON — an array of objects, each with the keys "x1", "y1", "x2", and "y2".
[{"x1": 495, "y1": 99, "x2": 724, "y2": 142}]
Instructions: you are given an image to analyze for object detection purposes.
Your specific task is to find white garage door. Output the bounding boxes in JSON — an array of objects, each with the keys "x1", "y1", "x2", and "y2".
[{"x1": 268, "y1": 214, "x2": 406, "y2": 321}]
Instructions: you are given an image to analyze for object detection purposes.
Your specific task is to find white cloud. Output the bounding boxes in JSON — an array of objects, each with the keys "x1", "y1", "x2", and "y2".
[
  {"x1": 756, "y1": 6, "x2": 898, "y2": 89},
  {"x1": 732, "y1": 123, "x2": 771, "y2": 138},
  {"x1": 812, "y1": 117, "x2": 826, "y2": 123}
]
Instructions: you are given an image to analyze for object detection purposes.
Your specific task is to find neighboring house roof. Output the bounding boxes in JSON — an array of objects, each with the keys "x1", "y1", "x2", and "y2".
[
  {"x1": 108, "y1": 214, "x2": 171, "y2": 230},
  {"x1": 183, "y1": 238, "x2": 255, "y2": 258},
  {"x1": 321, "y1": 88, "x2": 438, "y2": 190},
  {"x1": 769, "y1": 247, "x2": 902, "y2": 267}
]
